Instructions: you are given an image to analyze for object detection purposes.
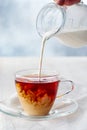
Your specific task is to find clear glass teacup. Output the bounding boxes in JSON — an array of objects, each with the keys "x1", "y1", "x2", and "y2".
[{"x1": 15, "y1": 69, "x2": 74, "y2": 116}]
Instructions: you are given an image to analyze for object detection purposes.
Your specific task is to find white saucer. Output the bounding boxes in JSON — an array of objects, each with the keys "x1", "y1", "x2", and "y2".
[{"x1": 0, "y1": 94, "x2": 78, "y2": 121}]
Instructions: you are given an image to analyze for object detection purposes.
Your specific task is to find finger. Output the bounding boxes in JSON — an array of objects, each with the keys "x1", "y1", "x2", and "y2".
[
  {"x1": 64, "y1": 0, "x2": 81, "y2": 6},
  {"x1": 54, "y1": 0, "x2": 65, "y2": 5},
  {"x1": 54, "y1": 0, "x2": 81, "y2": 6}
]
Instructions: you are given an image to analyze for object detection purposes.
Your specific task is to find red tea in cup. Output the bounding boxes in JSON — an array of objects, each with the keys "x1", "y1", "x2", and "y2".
[{"x1": 15, "y1": 75, "x2": 59, "y2": 116}]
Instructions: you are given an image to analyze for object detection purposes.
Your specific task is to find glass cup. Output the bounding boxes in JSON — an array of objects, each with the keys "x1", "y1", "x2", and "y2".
[{"x1": 15, "y1": 69, "x2": 74, "y2": 116}]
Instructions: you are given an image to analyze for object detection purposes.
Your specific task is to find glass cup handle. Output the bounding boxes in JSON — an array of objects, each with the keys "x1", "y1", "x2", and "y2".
[{"x1": 57, "y1": 80, "x2": 74, "y2": 98}]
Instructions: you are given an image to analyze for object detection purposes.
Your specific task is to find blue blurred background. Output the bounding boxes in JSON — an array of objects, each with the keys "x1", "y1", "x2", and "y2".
[{"x1": 0, "y1": 0, "x2": 87, "y2": 56}]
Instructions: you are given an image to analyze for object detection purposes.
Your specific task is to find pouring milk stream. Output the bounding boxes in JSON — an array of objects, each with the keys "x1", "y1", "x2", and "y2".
[{"x1": 36, "y1": 2, "x2": 87, "y2": 77}]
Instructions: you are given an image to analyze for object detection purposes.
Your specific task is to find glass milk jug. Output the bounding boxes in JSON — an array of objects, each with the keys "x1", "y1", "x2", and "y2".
[{"x1": 36, "y1": 2, "x2": 87, "y2": 48}]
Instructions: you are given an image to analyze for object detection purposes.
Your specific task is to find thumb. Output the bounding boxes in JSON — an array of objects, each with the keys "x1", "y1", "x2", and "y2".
[{"x1": 54, "y1": 0, "x2": 65, "y2": 5}]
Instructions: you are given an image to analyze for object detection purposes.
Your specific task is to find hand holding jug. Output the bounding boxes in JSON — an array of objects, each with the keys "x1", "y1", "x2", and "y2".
[{"x1": 36, "y1": 1, "x2": 87, "y2": 47}]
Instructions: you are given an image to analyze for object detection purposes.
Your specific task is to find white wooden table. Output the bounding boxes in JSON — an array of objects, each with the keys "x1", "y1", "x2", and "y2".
[{"x1": 0, "y1": 57, "x2": 87, "y2": 130}]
